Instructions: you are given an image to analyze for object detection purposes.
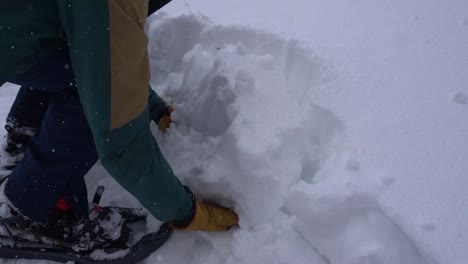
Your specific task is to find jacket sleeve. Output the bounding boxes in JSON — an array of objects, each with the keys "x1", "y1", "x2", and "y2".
[{"x1": 58, "y1": 0, "x2": 193, "y2": 222}]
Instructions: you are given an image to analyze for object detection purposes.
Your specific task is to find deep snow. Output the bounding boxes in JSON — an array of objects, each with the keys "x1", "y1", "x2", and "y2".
[
  {"x1": 157, "y1": 1, "x2": 468, "y2": 263},
  {"x1": 0, "y1": 0, "x2": 467, "y2": 263}
]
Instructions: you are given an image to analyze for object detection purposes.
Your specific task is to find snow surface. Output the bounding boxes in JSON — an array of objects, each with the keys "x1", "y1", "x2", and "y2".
[{"x1": 0, "y1": 0, "x2": 467, "y2": 263}]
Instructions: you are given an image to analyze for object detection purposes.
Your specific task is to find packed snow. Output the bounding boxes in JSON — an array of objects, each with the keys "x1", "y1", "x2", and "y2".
[{"x1": 1, "y1": 0, "x2": 467, "y2": 263}]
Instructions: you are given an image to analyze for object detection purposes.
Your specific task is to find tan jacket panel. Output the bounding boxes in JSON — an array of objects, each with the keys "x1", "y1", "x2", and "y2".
[{"x1": 109, "y1": 0, "x2": 150, "y2": 129}]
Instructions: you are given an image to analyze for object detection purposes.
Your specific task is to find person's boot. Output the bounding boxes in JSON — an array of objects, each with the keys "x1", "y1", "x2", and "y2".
[
  {"x1": 0, "y1": 200, "x2": 130, "y2": 252},
  {"x1": 0, "y1": 201, "x2": 78, "y2": 245}
]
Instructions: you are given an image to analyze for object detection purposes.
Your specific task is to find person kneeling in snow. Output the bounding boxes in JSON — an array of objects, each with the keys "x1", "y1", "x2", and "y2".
[{"x1": 0, "y1": 0, "x2": 238, "y2": 250}]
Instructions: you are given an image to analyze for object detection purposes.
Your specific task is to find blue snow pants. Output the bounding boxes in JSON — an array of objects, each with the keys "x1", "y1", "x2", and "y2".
[
  {"x1": 5, "y1": 47, "x2": 98, "y2": 221},
  {"x1": 6, "y1": 87, "x2": 49, "y2": 134}
]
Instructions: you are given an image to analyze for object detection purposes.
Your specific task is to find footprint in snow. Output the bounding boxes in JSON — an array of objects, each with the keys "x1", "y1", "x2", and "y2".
[{"x1": 450, "y1": 91, "x2": 468, "y2": 105}]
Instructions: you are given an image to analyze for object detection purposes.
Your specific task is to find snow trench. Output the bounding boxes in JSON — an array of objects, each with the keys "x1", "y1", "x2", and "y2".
[{"x1": 140, "y1": 13, "x2": 435, "y2": 264}]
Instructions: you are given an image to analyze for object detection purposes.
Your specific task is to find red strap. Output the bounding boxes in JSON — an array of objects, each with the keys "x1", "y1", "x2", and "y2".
[{"x1": 56, "y1": 196, "x2": 70, "y2": 210}]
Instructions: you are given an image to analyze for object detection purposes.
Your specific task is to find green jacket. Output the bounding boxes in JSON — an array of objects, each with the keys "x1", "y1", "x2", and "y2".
[{"x1": 0, "y1": 0, "x2": 192, "y2": 222}]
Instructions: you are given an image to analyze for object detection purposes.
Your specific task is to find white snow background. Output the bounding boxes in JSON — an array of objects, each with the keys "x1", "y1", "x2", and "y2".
[{"x1": 0, "y1": 0, "x2": 467, "y2": 263}]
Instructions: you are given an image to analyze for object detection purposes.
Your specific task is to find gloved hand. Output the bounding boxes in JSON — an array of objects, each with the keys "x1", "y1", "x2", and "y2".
[
  {"x1": 173, "y1": 199, "x2": 239, "y2": 231},
  {"x1": 157, "y1": 105, "x2": 173, "y2": 132}
]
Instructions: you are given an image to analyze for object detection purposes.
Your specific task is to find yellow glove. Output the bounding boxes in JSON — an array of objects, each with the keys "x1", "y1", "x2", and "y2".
[
  {"x1": 157, "y1": 105, "x2": 174, "y2": 132},
  {"x1": 174, "y1": 200, "x2": 239, "y2": 231}
]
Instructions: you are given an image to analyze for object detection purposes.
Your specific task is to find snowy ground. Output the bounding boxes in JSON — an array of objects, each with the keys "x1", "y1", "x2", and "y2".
[{"x1": 1, "y1": 0, "x2": 467, "y2": 263}]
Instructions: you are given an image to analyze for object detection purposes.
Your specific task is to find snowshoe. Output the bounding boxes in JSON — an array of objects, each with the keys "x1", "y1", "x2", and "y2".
[{"x1": 0, "y1": 186, "x2": 173, "y2": 263}]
